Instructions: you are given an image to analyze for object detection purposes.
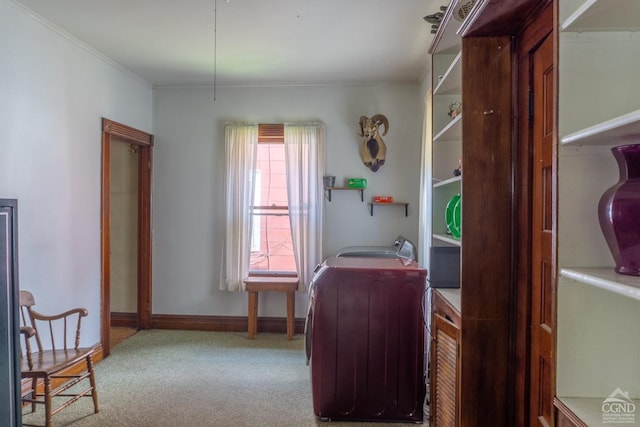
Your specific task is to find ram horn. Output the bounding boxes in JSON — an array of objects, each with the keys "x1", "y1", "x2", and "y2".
[
  {"x1": 370, "y1": 114, "x2": 389, "y2": 136},
  {"x1": 358, "y1": 116, "x2": 369, "y2": 137}
]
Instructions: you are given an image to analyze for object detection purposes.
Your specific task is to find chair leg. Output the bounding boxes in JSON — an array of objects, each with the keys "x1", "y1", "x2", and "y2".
[
  {"x1": 87, "y1": 356, "x2": 99, "y2": 413},
  {"x1": 30, "y1": 378, "x2": 38, "y2": 413},
  {"x1": 44, "y1": 377, "x2": 52, "y2": 427}
]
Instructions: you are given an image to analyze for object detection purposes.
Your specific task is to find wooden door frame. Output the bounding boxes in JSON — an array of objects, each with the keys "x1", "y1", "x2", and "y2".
[
  {"x1": 514, "y1": 3, "x2": 556, "y2": 425},
  {"x1": 101, "y1": 118, "x2": 153, "y2": 357}
]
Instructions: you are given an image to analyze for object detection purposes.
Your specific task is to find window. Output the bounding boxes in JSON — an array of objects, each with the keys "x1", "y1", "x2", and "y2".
[
  {"x1": 250, "y1": 126, "x2": 296, "y2": 273},
  {"x1": 221, "y1": 122, "x2": 325, "y2": 292}
]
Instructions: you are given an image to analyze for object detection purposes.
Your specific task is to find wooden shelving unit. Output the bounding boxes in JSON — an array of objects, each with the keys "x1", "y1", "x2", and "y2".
[
  {"x1": 324, "y1": 187, "x2": 363, "y2": 202},
  {"x1": 426, "y1": 0, "x2": 535, "y2": 424},
  {"x1": 367, "y1": 202, "x2": 409, "y2": 217}
]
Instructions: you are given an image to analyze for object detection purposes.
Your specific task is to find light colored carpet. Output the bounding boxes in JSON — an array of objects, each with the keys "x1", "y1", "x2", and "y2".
[{"x1": 22, "y1": 329, "x2": 423, "y2": 426}]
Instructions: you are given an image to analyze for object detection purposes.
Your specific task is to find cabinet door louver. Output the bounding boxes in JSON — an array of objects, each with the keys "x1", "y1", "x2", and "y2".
[{"x1": 432, "y1": 314, "x2": 459, "y2": 427}]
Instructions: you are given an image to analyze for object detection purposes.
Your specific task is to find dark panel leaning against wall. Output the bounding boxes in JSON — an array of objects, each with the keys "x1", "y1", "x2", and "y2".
[{"x1": 0, "y1": 199, "x2": 21, "y2": 426}]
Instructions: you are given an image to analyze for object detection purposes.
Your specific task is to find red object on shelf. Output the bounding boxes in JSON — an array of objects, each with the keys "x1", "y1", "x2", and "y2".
[{"x1": 373, "y1": 195, "x2": 393, "y2": 203}]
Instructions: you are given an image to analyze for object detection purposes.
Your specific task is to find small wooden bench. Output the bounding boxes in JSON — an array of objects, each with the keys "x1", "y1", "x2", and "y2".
[{"x1": 244, "y1": 276, "x2": 299, "y2": 340}]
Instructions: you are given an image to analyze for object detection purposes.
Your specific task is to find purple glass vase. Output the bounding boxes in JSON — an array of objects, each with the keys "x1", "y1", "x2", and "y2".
[{"x1": 598, "y1": 144, "x2": 640, "y2": 276}]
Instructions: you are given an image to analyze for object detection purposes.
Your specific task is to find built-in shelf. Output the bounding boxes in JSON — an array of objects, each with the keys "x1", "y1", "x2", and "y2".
[
  {"x1": 562, "y1": 0, "x2": 640, "y2": 32},
  {"x1": 561, "y1": 109, "x2": 640, "y2": 146},
  {"x1": 324, "y1": 187, "x2": 363, "y2": 202},
  {"x1": 434, "y1": 52, "x2": 462, "y2": 95},
  {"x1": 435, "y1": 288, "x2": 461, "y2": 313},
  {"x1": 559, "y1": 267, "x2": 640, "y2": 301},
  {"x1": 434, "y1": 175, "x2": 462, "y2": 189},
  {"x1": 556, "y1": 1, "x2": 640, "y2": 425},
  {"x1": 433, "y1": 233, "x2": 461, "y2": 246},
  {"x1": 367, "y1": 202, "x2": 409, "y2": 217},
  {"x1": 428, "y1": 5, "x2": 462, "y2": 55},
  {"x1": 434, "y1": 113, "x2": 462, "y2": 142},
  {"x1": 557, "y1": 396, "x2": 640, "y2": 426}
]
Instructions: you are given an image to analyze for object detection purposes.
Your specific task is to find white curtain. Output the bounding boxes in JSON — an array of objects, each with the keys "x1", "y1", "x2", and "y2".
[
  {"x1": 418, "y1": 90, "x2": 433, "y2": 268},
  {"x1": 284, "y1": 123, "x2": 325, "y2": 292},
  {"x1": 219, "y1": 124, "x2": 258, "y2": 291}
]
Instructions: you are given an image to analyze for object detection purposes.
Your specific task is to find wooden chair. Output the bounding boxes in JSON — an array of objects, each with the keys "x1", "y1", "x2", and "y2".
[{"x1": 19, "y1": 290, "x2": 99, "y2": 427}]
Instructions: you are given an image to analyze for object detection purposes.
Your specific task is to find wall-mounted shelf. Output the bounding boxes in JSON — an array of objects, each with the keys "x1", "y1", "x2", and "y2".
[
  {"x1": 367, "y1": 202, "x2": 409, "y2": 216},
  {"x1": 325, "y1": 187, "x2": 363, "y2": 202}
]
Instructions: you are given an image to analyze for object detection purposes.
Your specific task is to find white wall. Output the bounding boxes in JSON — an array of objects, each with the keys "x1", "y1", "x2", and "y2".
[
  {"x1": 152, "y1": 84, "x2": 425, "y2": 318},
  {"x1": 0, "y1": 0, "x2": 153, "y2": 345}
]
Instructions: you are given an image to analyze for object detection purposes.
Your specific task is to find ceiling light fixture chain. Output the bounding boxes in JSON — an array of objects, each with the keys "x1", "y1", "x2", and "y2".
[{"x1": 213, "y1": 0, "x2": 217, "y2": 101}]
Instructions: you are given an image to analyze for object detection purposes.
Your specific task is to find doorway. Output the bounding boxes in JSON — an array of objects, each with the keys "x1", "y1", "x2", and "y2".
[
  {"x1": 110, "y1": 138, "x2": 140, "y2": 347},
  {"x1": 101, "y1": 118, "x2": 153, "y2": 357}
]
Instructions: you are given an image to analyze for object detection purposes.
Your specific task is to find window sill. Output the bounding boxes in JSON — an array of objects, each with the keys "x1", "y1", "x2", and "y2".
[{"x1": 248, "y1": 272, "x2": 298, "y2": 279}]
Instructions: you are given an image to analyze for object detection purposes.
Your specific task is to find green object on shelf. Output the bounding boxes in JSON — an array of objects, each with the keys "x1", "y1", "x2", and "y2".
[
  {"x1": 453, "y1": 198, "x2": 461, "y2": 237},
  {"x1": 445, "y1": 193, "x2": 461, "y2": 238},
  {"x1": 347, "y1": 178, "x2": 367, "y2": 189}
]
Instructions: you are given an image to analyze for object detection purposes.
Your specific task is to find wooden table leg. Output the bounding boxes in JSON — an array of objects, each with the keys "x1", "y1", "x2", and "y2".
[
  {"x1": 286, "y1": 290, "x2": 295, "y2": 340},
  {"x1": 245, "y1": 277, "x2": 298, "y2": 340},
  {"x1": 248, "y1": 291, "x2": 258, "y2": 340}
]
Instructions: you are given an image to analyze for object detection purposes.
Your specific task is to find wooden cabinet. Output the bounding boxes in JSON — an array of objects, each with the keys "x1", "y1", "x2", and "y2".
[
  {"x1": 555, "y1": 0, "x2": 640, "y2": 424},
  {"x1": 430, "y1": 289, "x2": 460, "y2": 427}
]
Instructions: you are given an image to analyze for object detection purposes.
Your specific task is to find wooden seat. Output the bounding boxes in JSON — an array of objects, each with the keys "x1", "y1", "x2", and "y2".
[
  {"x1": 19, "y1": 290, "x2": 99, "y2": 427},
  {"x1": 244, "y1": 277, "x2": 299, "y2": 340}
]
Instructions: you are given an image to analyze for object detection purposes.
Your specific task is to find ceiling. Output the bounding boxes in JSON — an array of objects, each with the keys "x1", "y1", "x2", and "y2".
[{"x1": 12, "y1": 0, "x2": 441, "y2": 87}]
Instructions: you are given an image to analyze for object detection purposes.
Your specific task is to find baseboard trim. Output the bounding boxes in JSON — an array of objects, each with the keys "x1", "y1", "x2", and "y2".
[
  {"x1": 111, "y1": 312, "x2": 137, "y2": 328},
  {"x1": 151, "y1": 314, "x2": 305, "y2": 335}
]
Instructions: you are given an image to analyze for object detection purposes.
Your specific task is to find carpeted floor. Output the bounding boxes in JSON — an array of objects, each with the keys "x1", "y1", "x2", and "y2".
[{"x1": 21, "y1": 330, "x2": 425, "y2": 427}]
